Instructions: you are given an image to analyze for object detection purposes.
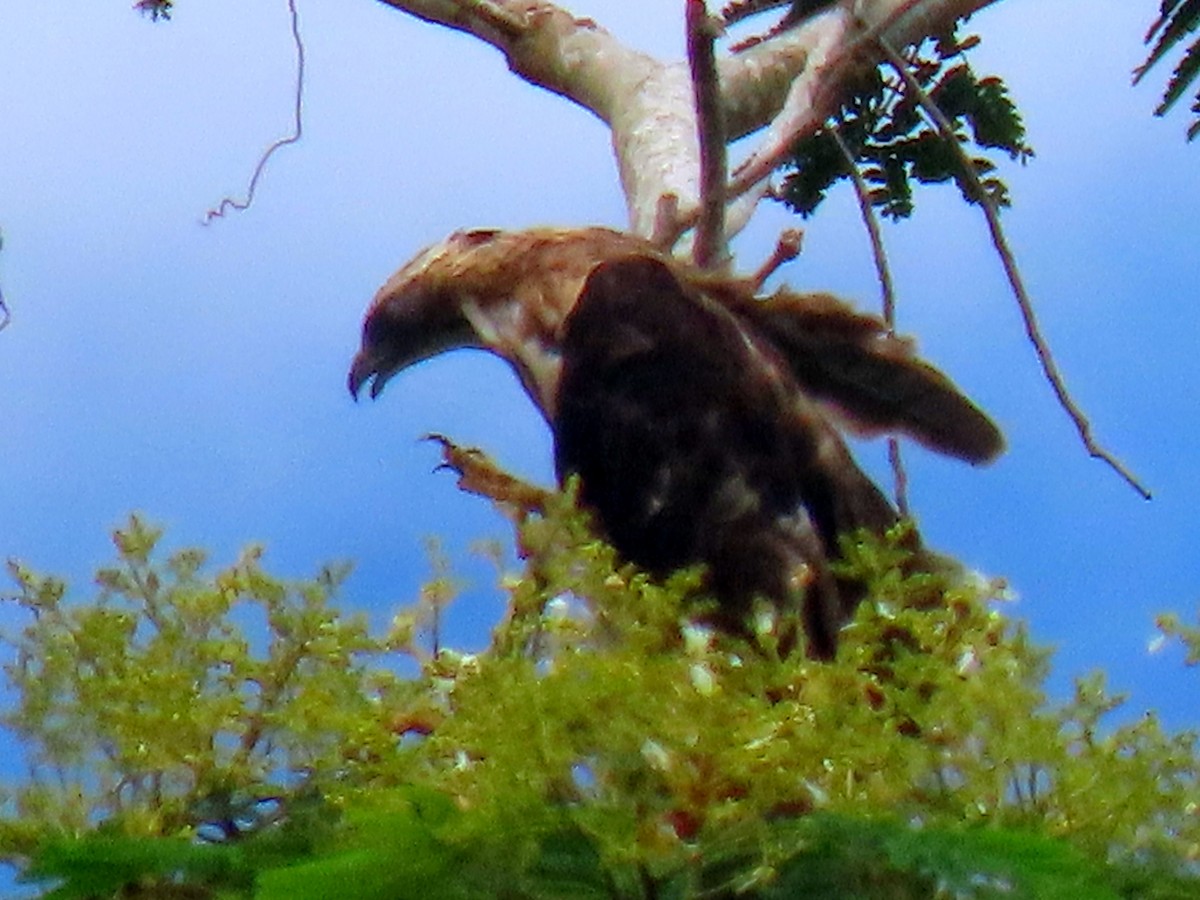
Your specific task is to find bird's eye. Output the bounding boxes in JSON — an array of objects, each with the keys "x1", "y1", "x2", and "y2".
[{"x1": 459, "y1": 229, "x2": 502, "y2": 247}]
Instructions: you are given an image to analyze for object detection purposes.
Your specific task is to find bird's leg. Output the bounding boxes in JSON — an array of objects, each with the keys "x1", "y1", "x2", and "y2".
[
  {"x1": 423, "y1": 434, "x2": 562, "y2": 660},
  {"x1": 424, "y1": 434, "x2": 551, "y2": 544}
]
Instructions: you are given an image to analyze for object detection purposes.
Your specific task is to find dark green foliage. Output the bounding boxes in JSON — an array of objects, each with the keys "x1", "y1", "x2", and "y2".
[
  {"x1": 760, "y1": 817, "x2": 1123, "y2": 899},
  {"x1": 134, "y1": 0, "x2": 173, "y2": 22},
  {"x1": 18, "y1": 792, "x2": 345, "y2": 898},
  {"x1": 1137, "y1": 1, "x2": 1200, "y2": 140},
  {"x1": 253, "y1": 789, "x2": 469, "y2": 900},
  {"x1": 23, "y1": 835, "x2": 252, "y2": 899},
  {"x1": 780, "y1": 32, "x2": 1031, "y2": 220},
  {"x1": 4, "y1": 505, "x2": 1200, "y2": 897}
]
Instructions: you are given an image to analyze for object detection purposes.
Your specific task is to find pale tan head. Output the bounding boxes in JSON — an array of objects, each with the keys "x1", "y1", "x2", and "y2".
[{"x1": 348, "y1": 226, "x2": 666, "y2": 417}]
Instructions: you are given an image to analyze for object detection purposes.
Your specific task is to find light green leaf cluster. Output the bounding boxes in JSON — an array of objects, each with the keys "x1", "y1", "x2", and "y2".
[
  {"x1": 2, "y1": 515, "x2": 409, "y2": 848},
  {"x1": 3, "y1": 501, "x2": 1199, "y2": 896},
  {"x1": 390, "y1": 503, "x2": 1199, "y2": 892}
]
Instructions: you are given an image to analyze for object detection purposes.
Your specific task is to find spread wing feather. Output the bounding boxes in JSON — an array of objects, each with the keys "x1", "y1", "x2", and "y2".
[{"x1": 732, "y1": 291, "x2": 1004, "y2": 464}]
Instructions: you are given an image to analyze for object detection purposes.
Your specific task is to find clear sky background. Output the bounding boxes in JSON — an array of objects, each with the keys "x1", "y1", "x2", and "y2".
[{"x1": 0, "y1": 0, "x2": 1197, "y2": 772}]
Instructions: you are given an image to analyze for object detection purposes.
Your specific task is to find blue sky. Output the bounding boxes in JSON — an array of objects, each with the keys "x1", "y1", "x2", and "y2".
[{"x1": 0, "y1": 0, "x2": 1197, "y2": 772}]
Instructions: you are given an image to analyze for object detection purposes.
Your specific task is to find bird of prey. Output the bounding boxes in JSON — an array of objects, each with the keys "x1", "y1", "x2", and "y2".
[{"x1": 349, "y1": 226, "x2": 1002, "y2": 657}]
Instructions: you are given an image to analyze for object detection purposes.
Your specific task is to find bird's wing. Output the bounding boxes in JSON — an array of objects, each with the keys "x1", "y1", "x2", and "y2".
[
  {"x1": 733, "y1": 290, "x2": 1004, "y2": 465},
  {"x1": 555, "y1": 256, "x2": 900, "y2": 657}
]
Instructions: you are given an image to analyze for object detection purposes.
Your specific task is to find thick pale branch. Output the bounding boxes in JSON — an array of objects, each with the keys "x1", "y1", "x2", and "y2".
[
  {"x1": 726, "y1": 0, "x2": 999, "y2": 198},
  {"x1": 374, "y1": 0, "x2": 527, "y2": 42},
  {"x1": 374, "y1": 0, "x2": 643, "y2": 122},
  {"x1": 373, "y1": 0, "x2": 999, "y2": 237}
]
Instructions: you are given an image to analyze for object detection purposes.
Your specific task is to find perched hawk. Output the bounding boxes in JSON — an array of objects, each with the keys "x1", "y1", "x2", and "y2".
[{"x1": 349, "y1": 227, "x2": 1002, "y2": 657}]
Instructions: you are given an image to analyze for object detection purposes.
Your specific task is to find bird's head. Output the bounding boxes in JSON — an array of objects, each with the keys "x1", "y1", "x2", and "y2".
[
  {"x1": 348, "y1": 228, "x2": 506, "y2": 401},
  {"x1": 348, "y1": 226, "x2": 667, "y2": 413}
]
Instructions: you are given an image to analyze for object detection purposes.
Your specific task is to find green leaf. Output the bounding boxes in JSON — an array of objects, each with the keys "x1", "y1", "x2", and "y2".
[
  {"x1": 780, "y1": 30, "x2": 1029, "y2": 220},
  {"x1": 255, "y1": 791, "x2": 468, "y2": 900}
]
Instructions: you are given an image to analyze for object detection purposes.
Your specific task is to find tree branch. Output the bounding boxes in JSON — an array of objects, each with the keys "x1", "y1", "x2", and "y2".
[
  {"x1": 373, "y1": 0, "x2": 526, "y2": 38},
  {"x1": 725, "y1": 0, "x2": 999, "y2": 200},
  {"x1": 373, "y1": 0, "x2": 628, "y2": 119},
  {"x1": 0, "y1": 230, "x2": 9, "y2": 334},
  {"x1": 749, "y1": 227, "x2": 803, "y2": 288},
  {"x1": 687, "y1": 0, "x2": 728, "y2": 268},
  {"x1": 831, "y1": 124, "x2": 910, "y2": 514},
  {"x1": 831, "y1": 125, "x2": 895, "y2": 324},
  {"x1": 372, "y1": 0, "x2": 997, "y2": 238},
  {"x1": 877, "y1": 37, "x2": 1151, "y2": 500}
]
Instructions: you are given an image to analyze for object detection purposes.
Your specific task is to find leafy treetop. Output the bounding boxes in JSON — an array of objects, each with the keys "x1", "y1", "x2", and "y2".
[{"x1": 2, "y1": 504, "x2": 1199, "y2": 897}]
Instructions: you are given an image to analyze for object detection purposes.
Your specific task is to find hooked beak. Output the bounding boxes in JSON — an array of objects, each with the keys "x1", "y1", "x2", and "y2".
[{"x1": 347, "y1": 349, "x2": 393, "y2": 401}]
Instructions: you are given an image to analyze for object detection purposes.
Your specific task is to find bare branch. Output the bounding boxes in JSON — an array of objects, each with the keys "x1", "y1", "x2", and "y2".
[
  {"x1": 749, "y1": 227, "x2": 803, "y2": 289},
  {"x1": 724, "y1": 0, "x2": 840, "y2": 52},
  {"x1": 725, "y1": 0, "x2": 1000, "y2": 200},
  {"x1": 372, "y1": 0, "x2": 621, "y2": 118},
  {"x1": 374, "y1": 0, "x2": 527, "y2": 39},
  {"x1": 877, "y1": 37, "x2": 1151, "y2": 500},
  {"x1": 831, "y1": 124, "x2": 911, "y2": 512},
  {"x1": 202, "y1": 0, "x2": 305, "y2": 224},
  {"x1": 725, "y1": 26, "x2": 844, "y2": 196},
  {"x1": 687, "y1": 0, "x2": 729, "y2": 268},
  {"x1": 371, "y1": 0, "x2": 994, "y2": 237},
  {"x1": 831, "y1": 125, "x2": 895, "y2": 323},
  {"x1": 651, "y1": 193, "x2": 683, "y2": 249},
  {"x1": 0, "y1": 232, "x2": 8, "y2": 333},
  {"x1": 887, "y1": 438, "x2": 910, "y2": 517},
  {"x1": 721, "y1": 0, "x2": 791, "y2": 26}
]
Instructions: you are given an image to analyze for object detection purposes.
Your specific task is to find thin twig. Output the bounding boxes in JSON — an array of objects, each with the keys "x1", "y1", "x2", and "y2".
[
  {"x1": 202, "y1": 0, "x2": 305, "y2": 224},
  {"x1": 887, "y1": 438, "x2": 910, "y2": 517},
  {"x1": 651, "y1": 193, "x2": 682, "y2": 250},
  {"x1": 831, "y1": 124, "x2": 909, "y2": 512},
  {"x1": 0, "y1": 230, "x2": 8, "y2": 332},
  {"x1": 830, "y1": 126, "x2": 895, "y2": 327},
  {"x1": 878, "y1": 36, "x2": 1151, "y2": 500},
  {"x1": 687, "y1": 0, "x2": 728, "y2": 269},
  {"x1": 749, "y1": 228, "x2": 803, "y2": 289},
  {"x1": 720, "y1": 0, "x2": 790, "y2": 27}
]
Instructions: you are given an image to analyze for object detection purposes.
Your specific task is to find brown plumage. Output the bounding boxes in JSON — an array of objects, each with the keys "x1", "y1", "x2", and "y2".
[
  {"x1": 556, "y1": 256, "x2": 904, "y2": 655},
  {"x1": 348, "y1": 228, "x2": 660, "y2": 418},
  {"x1": 349, "y1": 226, "x2": 1003, "y2": 656}
]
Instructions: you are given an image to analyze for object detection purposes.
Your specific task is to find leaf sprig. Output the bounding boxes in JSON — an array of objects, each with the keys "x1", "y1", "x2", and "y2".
[{"x1": 780, "y1": 32, "x2": 1031, "y2": 220}]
